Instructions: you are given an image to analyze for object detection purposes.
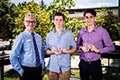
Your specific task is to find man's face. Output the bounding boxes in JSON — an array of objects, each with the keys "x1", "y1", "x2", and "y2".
[
  {"x1": 24, "y1": 16, "x2": 36, "y2": 32},
  {"x1": 53, "y1": 16, "x2": 64, "y2": 28},
  {"x1": 84, "y1": 13, "x2": 95, "y2": 26}
]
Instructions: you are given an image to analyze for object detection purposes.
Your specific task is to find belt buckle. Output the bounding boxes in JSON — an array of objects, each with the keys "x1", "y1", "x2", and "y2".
[
  {"x1": 87, "y1": 60, "x2": 91, "y2": 64},
  {"x1": 88, "y1": 61, "x2": 91, "y2": 64}
]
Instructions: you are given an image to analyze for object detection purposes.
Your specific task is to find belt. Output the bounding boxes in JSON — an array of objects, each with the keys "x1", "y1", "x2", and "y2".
[
  {"x1": 81, "y1": 59, "x2": 100, "y2": 64},
  {"x1": 22, "y1": 65, "x2": 42, "y2": 70}
]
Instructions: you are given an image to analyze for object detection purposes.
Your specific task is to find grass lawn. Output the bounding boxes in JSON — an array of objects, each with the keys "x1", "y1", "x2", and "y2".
[
  {"x1": 4, "y1": 69, "x2": 19, "y2": 80},
  {"x1": 70, "y1": 68, "x2": 80, "y2": 78},
  {"x1": 4, "y1": 69, "x2": 79, "y2": 80},
  {"x1": 5, "y1": 77, "x2": 19, "y2": 80},
  {"x1": 4, "y1": 68, "x2": 120, "y2": 80}
]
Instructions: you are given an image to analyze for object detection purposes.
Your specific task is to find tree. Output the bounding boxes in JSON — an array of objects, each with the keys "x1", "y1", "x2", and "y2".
[
  {"x1": 47, "y1": 0, "x2": 83, "y2": 40},
  {"x1": 14, "y1": 2, "x2": 51, "y2": 43},
  {"x1": 96, "y1": 8, "x2": 120, "y2": 40},
  {"x1": 65, "y1": 19, "x2": 85, "y2": 41},
  {"x1": 14, "y1": 0, "x2": 76, "y2": 42},
  {"x1": 0, "y1": 0, "x2": 18, "y2": 40},
  {"x1": 47, "y1": 0, "x2": 75, "y2": 28}
]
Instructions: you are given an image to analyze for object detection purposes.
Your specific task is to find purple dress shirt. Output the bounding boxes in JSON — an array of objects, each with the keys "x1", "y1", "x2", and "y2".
[{"x1": 76, "y1": 26, "x2": 115, "y2": 61}]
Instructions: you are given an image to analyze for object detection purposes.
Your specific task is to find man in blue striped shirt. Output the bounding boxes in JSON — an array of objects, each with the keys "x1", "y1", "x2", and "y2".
[
  {"x1": 44, "y1": 12, "x2": 76, "y2": 80},
  {"x1": 10, "y1": 13, "x2": 45, "y2": 80}
]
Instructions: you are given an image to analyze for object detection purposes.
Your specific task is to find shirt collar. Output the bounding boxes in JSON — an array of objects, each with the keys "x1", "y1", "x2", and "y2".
[
  {"x1": 24, "y1": 29, "x2": 35, "y2": 35},
  {"x1": 84, "y1": 26, "x2": 97, "y2": 32},
  {"x1": 53, "y1": 28, "x2": 65, "y2": 33}
]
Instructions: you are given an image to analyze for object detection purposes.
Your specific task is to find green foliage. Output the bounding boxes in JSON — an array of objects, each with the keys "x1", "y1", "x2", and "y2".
[
  {"x1": 0, "y1": 0, "x2": 18, "y2": 40},
  {"x1": 47, "y1": 0, "x2": 80, "y2": 41},
  {"x1": 13, "y1": 0, "x2": 76, "y2": 43},
  {"x1": 14, "y1": 2, "x2": 51, "y2": 43},
  {"x1": 65, "y1": 19, "x2": 85, "y2": 41},
  {"x1": 47, "y1": 0, "x2": 75, "y2": 26},
  {"x1": 96, "y1": 8, "x2": 120, "y2": 40},
  {"x1": 48, "y1": 0, "x2": 75, "y2": 13},
  {"x1": 1, "y1": 0, "x2": 119, "y2": 42}
]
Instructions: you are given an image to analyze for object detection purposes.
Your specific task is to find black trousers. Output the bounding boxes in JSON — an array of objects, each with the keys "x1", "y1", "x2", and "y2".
[
  {"x1": 79, "y1": 59, "x2": 103, "y2": 80},
  {"x1": 20, "y1": 65, "x2": 42, "y2": 80}
]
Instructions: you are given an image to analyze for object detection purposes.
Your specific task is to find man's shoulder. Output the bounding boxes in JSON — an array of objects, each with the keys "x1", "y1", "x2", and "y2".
[
  {"x1": 80, "y1": 27, "x2": 85, "y2": 31},
  {"x1": 96, "y1": 26, "x2": 107, "y2": 32},
  {"x1": 63, "y1": 29, "x2": 73, "y2": 34},
  {"x1": 16, "y1": 32, "x2": 24, "y2": 39},
  {"x1": 34, "y1": 33, "x2": 42, "y2": 39},
  {"x1": 78, "y1": 27, "x2": 86, "y2": 34},
  {"x1": 47, "y1": 31, "x2": 54, "y2": 36}
]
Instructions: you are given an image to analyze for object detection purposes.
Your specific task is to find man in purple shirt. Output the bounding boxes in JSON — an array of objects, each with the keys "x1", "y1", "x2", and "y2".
[{"x1": 76, "y1": 9, "x2": 115, "y2": 80}]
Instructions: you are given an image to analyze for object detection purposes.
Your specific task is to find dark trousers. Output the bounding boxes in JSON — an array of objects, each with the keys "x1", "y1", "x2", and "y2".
[
  {"x1": 20, "y1": 66, "x2": 42, "y2": 80},
  {"x1": 79, "y1": 59, "x2": 103, "y2": 80}
]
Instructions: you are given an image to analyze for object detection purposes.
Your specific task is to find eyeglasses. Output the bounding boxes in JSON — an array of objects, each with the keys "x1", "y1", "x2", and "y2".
[
  {"x1": 25, "y1": 20, "x2": 36, "y2": 23},
  {"x1": 85, "y1": 16, "x2": 94, "y2": 19}
]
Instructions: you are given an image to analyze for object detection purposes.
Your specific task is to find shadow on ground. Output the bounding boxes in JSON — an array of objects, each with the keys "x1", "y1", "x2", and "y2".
[{"x1": 4, "y1": 69, "x2": 19, "y2": 78}]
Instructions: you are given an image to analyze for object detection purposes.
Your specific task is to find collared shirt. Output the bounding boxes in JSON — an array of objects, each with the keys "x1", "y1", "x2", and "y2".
[
  {"x1": 10, "y1": 30, "x2": 45, "y2": 75},
  {"x1": 76, "y1": 26, "x2": 115, "y2": 61},
  {"x1": 44, "y1": 28, "x2": 76, "y2": 73}
]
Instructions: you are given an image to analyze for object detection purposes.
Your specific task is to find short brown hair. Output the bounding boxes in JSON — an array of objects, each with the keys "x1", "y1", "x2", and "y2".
[
  {"x1": 53, "y1": 12, "x2": 65, "y2": 20},
  {"x1": 83, "y1": 9, "x2": 96, "y2": 17}
]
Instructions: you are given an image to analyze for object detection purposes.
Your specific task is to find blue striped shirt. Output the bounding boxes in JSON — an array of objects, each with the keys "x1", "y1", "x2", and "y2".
[
  {"x1": 10, "y1": 30, "x2": 45, "y2": 75},
  {"x1": 44, "y1": 28, "x2": 76, "y2": 73}
]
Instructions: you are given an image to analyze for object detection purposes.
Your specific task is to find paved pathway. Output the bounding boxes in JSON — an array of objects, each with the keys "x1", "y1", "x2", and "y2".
[
  {"x1": 70, "y1": 78, "x2": 80, "y2": 80},
  {"x1": 4, "y1": 65, "x2": 12, "y2": 72}
]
